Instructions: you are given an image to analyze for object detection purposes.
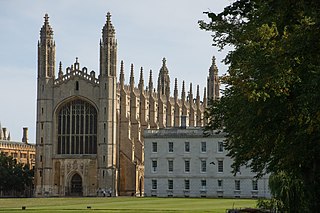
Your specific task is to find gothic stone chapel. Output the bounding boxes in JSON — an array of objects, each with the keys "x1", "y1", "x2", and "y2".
[{"x1": 35, "y1": 13, "x2": 220, "y2": 197}]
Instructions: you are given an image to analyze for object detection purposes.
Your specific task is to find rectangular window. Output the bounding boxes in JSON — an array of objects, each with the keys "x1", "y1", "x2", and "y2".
[
  {"x1": 168, "y1": 160, "x2": 173, "y2": 172},
  {"x1": 218, "y1": 160, "x2": 223, "y2": 173},
  {"x1": 252, "y1": 180, "x2": 258, "y2": 191},
  {"x1": 218, "y1": 141, "x2": 224, "y2": 152},
  {"x1": 201, "y1": 180, "x2": 207, "y2": 190},
  {"x1": 168, "y1": 180, "x2": 173, "y2": 190},
  {"x1": 185, "y1": 160, "x2": 190, "y2": 172},
  {"x1": 184, "y1": 179, "x2": 190, "y2": 190},
  {"x1": 152, "y1": 160, "x2": 157, "y2": 172},
  {"x1": 218, "y1": 179, "x2": 223, "y2": 189},
  {"x1": 201, "y1": 142, "x2": 206, "y2": 152},
  {"x1": 235, "y1": 180, "x2": 241, "y2": 190},
  {"x1": 201, "y1": 160, "x2": 207, "y2": 172},
  {"x1": 185, "y1": 142, "x2": 190, "y2": 152},
  {"x1": 168, "y1": 142, "x2": 173, "y2": 152},
  {"x1": 152, "y1": 180, "x2": 157, "y2": 190},
  {"x1": 152, "y1": 142, "x2": 157, "y2": 153}
]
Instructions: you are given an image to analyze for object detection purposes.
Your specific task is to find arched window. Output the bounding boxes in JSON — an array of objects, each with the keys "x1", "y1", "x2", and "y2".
[{"x1": 57, "y1": 99, "x2": 97, "y2": 154}]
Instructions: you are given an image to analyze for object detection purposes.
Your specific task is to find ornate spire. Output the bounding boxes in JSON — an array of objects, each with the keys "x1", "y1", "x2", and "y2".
[
  {"x1": 189, "y1": 83, "x2": 193, "y2": 102},
  {"x1": 102, "y1": 12, "x2": 115, "y2": 39},
  {"x1": 58, "y1": 61, "x2": 63, "y2": 78},
  {"x1": 196, "y1": 85, "x2": 200, "y2": 106},
  {"x1": 120, "y1": 60, "x2": 125, "y2": 88},
  {"x1": 181, "y1": 81, "x2": 186, "y2": 100},
  {"x1": 148, "y1": 69, "x2": 153, "y2": 92},
  {"x1": 174, "y1": 78, "x2": 178, "y2": 99},
  {"x1": 189, "y1": 83, "x2": 193, "y2": 95},
  {"x1": 158, "y1": 57, "x2": 170, "y2": 96},
  {"x1": 100, "y1": 12, "x2": 117, "y2": 77},
  {"x1": 138, "y1": 67, "x2": 144, "y2": 90},
  {"x1": 40, "y1": 13, "x2": 54, "y2": 42},
  {"x1": 207, "y1": 55, "x2": 220, "y2": 100},
  {"x1": 130, "y1": 63, "x2": 134, "y2": 89},
  {"x1": 196, "y1": 85, "x2": 200, "y2": 99},
  {"x1": 209, "y1": 56, "x2": 218, "y2": 74},
  {"x1": 38, "y1": 13, "x2": 55, "y2": 78}
]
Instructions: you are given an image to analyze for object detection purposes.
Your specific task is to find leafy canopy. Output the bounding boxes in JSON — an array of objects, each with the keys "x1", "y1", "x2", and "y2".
[
  {"x1": 200, "y1": 0, "x2": 320, "y2": 210},
  {"x1": 0, "y1": 152, "x2": 33, "y2": 194}
]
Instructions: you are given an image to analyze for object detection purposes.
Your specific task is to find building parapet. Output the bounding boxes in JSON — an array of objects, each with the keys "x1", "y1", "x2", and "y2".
[
  {"x1": 144, "y1": 128, "x2": 225, "y2": 138},
  {"x1": 54, "y1": 67, "x2": 99, "y2": 86}
]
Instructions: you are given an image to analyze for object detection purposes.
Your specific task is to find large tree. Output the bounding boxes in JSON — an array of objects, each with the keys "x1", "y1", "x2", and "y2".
[{"x1": 200, "y1": 0, "x2": 320, "y2": 211}]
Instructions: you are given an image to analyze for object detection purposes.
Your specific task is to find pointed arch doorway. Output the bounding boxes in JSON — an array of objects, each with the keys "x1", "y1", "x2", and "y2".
[{"x1": 70, "y1": 173, "x2": 83, "y2": 196}]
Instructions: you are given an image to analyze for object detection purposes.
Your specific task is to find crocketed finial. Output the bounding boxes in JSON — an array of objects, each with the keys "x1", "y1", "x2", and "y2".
[
  {"x1": 44, "y1": 13, "x2": 49, "y2": 23},
  {"x1": 162, "y1": 57, "x2": 166, "y2": 66},
  {"x1": 106, "y1": 12, "x2": 111, "y2": 21}
]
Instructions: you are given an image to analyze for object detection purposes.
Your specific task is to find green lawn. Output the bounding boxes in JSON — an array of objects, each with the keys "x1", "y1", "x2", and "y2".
[{"x1": 0, "y1": 197, "x2": 257, "y2": 213}]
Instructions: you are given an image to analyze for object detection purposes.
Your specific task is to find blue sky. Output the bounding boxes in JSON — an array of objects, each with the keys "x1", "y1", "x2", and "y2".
[{"x1": 0, "y1": 0, "x2": 232, "y2": 142}]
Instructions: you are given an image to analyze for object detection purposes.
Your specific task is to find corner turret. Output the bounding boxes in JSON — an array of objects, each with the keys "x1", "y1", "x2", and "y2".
[
  {"x1": 157, "y1": 58, "x2": 170, "y2": 97},
  {"x1": 38, "y1": 14, "x2": 55, "y2": 79},
  {"x1": 100, "y1": 12, "x2": 117, "y2": 77},
  {"x1": 207, "y1": 56, "x2": 220, "y2": 100}
]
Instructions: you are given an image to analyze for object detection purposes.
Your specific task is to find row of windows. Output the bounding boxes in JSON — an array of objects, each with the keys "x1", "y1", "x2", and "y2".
[
  {"x1": 152, "y1": 159, "x2": 225, "y2": 173},
  {"x1": 151, "y1": 179, "x2": 259, "y2": 191},
  {"x1": 152, "y1": 141, "x2": 224, "y2": 153}
]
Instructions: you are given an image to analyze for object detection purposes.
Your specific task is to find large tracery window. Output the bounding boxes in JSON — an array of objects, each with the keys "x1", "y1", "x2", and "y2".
[{"x1": 57, "y1": 99, "x2": 97, "y2": 154}]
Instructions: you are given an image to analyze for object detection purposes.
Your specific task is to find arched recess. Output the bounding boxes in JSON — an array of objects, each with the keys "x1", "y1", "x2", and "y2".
[
  {"x1": 55, "y1": 98, "x2": 98, "y2": 155},
  {"x1": 70, "y1": 173, "x2": 82, "y2": 196}
]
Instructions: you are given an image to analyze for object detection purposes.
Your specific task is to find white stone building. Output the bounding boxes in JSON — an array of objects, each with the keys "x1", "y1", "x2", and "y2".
[{"x1": 144, "y1": 127, "x2": 270, "y2": 198}]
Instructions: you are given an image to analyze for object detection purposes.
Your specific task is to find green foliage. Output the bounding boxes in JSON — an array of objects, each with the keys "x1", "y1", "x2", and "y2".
[
  {"x1": 0, "y1": 152, "x2": 34, "y2": 196},
  {"x1": 200, "y1": 0, "x2": 320, "y2": 211},
  {"x1": 256, "y1": 198, "x2": 283, "y2": 212},
  {"x1": 268, "y1": 172, "x2": 305, "y2": 212}
]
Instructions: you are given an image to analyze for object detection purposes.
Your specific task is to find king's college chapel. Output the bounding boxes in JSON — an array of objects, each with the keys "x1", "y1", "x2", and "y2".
[{"x1": 35, "y1": 13, "x2": 220, "y2": 197}]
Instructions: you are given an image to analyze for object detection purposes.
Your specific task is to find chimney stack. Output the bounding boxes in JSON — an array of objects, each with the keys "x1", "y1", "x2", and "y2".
[{"x1": 22, "y1": 127, "x2": 28, "y2": 143}]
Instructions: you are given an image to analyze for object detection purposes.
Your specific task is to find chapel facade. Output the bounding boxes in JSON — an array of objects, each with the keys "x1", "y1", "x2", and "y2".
[{"x1": 34, "y1": 13, "x2": 220, "y2": 197}]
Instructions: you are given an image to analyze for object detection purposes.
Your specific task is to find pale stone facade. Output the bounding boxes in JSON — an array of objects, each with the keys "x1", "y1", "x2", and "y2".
[
  {"x1": 0, "y1": 126, "x2": 35, "y2": 168},
  {"x1": 35, "y1": 13, "x2": 219, "y2": 197},
  {"x1": 144, "y1": 128, "x2": 270, "y2": 198}
]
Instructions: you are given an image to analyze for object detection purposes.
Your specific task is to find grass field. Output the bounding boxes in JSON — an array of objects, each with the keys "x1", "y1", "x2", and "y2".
[{"x1": 0, "y1": 197, "x2": 257, "y2": 213}]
